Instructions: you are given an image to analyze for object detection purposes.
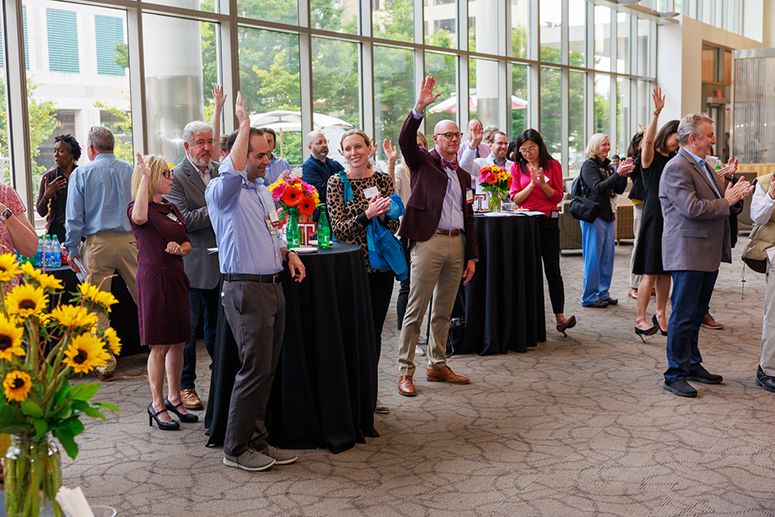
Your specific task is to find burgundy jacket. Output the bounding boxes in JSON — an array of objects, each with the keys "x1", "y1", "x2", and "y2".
[{"x1": 397, "y1": 111, "x2": 478, "y2": 263}]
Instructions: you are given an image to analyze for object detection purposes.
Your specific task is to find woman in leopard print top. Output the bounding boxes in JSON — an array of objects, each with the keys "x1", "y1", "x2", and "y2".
[{"x1": 327, "y1": 129, "x2": 399, "y2": 415}]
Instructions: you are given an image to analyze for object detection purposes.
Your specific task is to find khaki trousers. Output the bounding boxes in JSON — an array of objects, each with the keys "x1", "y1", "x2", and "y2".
[
  {"x1": 398, "y1": 233, "x2": 465, "y2": 377},
  {"x1": 761, "y1": 261, "x2": 775, "y2": 376},
  {"x1": 81, "y1": 231, "x2": 138, "y2": 372}
]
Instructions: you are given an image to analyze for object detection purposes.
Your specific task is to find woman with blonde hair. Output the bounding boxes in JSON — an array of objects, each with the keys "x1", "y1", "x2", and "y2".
[{"x1": 129, "y1": 153, "x2": 194, "y2": 431}]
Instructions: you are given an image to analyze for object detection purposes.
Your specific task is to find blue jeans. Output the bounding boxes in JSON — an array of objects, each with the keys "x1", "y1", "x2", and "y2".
[
  {"x1": 580, "y1": 218, "x2": 616, "y2": 306},
  {"x1": 664, "y1": 270, "x2": 718, "y2": 382},
  {"x1": 181, "y1": 286, "x2": 219, "y2": 390}
]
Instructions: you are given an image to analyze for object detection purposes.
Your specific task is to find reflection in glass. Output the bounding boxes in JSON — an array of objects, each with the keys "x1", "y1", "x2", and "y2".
[
  {"x1": 617, "y1": 12, "x2": 630, "y2": 74},
  {"x1": 594, "y1": 5, "x2": 610, "y2": 72},
  {"x1": 511, "y1": 0, "x2": 529, "y2": 59},
  {"x1": 540, "y1": 67, "x2": 561, "y2": 160},
  {"x1": 425, "y1": 52, "x2": 457, "y2": 131},
  {"x1": 237, "y1": 0, "x2": 296, "y2": 25},
  {"x1": 569, "y1": 70, "x2": 586, "y2": 174},
  {"x1": 469, "y1": 57, "x2": 499, "y2": 129},
  {"x1": 374, "y1": 46, "x2": 414, "y2": 162},
  {"x1": 312, "y1": 0, "x2": 359, "y2": 34},
  {"x1": 470, "y1": 0, "x2": 503, "y2": 54},
  {"x1": 311, "y1": 37, "x2": 359, "y2": 164},
  {"x1": 424, "y1": 1, "x2": 455, "y2": 48},
  {"x1": 540, "y1": 0, "x2": 561, "y2": 64},
  {"x1": 143, "y1": 14, "x2": 216, "y2": 163},
  {"x1": 568, "y1": 0, "x2": 586, "y2": 67},
  {"x1": 637, "y1": 18, "x2": 651, "y2": 77},
  {"x1": 511, "y1": 63, "x2": 529, "y2": 138},
  {"x1": 594, "y1": 74, "x2": 610, "y2": 136},
  {"x1": 240, "y1": 28, "x2": 301, "y2": 164},
  {"x1": 372, "y1": 0, "x2": 413, "y2": 42},
  {"x1": 616, "y1": 78, "x2": 630, "y2": 156}
]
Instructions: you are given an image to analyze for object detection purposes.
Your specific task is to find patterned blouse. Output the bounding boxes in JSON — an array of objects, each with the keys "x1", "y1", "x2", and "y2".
[
  {"x1": 0, "y1": 184, "x2": 29, "y2": 292},
  {"x1": 326, "y1": 170, "x2": 399, "y2": 272}
]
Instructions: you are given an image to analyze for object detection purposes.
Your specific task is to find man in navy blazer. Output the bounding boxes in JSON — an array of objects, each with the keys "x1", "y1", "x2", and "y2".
[
  {"x1": 396, "y1": 76, "x2": 478, "y2": 397},
  {"x1": 659, "y1": 113, "x2": 752, "y2": 398}
]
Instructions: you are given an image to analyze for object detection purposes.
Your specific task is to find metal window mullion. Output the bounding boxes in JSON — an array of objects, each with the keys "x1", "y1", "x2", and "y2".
[
  {"x1": 585, "y1": 1, "x2": 595, "y2": 140},
  {"x1": 561, "y1": 0, "x2": 569, "y2": 171},
  {"x1": 457, "y1": 0, "x2": 469, "y2": 128},
  {"x1": 126, "y1": 4, "x2": 148, "y2": 155},
  {"x1": 529, "y1": 0, "x2": 540, "y2": 130},
  {"x1": 609, "y1": 7, "x2": 617, "y2": 142},
  {"x1": 299, "y1": 0, "x2": 312, "y2": 160},
  {"x1": 219, "y1": 0, "x2": 237, "y2": 133}
]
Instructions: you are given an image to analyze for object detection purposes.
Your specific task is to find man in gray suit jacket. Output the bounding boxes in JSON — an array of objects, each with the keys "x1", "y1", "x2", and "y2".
[
  {"x1": 658, "y1": 113, "x2": 752, "y2": 398},
  {"x1": 166, "y1": 121, "x2": 221, "y2": 410}
]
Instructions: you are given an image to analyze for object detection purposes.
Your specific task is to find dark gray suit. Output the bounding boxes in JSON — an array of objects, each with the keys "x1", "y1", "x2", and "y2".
[
  {"x1": 166, "y1": 157, "x2": 221, "y2": 391},
  {"x1": 659, "y1": 147, "x2": 731, "y2": 382}
]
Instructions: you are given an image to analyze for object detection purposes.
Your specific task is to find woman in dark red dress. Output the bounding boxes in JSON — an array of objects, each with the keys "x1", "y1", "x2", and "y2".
[{"x1": 129, "y1": 153, "x2": 193, "y2": 431}]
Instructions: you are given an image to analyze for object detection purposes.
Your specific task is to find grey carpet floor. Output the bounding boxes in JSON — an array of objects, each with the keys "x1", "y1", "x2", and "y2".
[{"x1": 55, "y1": 236, "x2": 775, "y2": 516}]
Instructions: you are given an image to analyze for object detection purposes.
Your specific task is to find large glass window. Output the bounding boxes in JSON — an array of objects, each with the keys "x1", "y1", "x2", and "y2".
[
  {"x1": 46, "y1": 9, "x2": 79, "y2": 73},
  {"x1": 569, "y1": 70, "x2": 585, "y2": 174},
  {"x1": 511, "y1": 63, "x2": 528, "y2": 138},
  {"x1": 374, "y1": 45, "x2": 414, "y2": 161},
  {"x1": 594, "y1": 73, "x2": 610, "y2": 135},
  {"x1": 424, "y1": 0, "x2": 455, "y2": 48},
  {"x1": 616, "y1": 77, "x2": 630, "y2": 156},
  {"x1": 593, "y1": 5, "x2": 610, "y2": 72},
  {"x1": 637, "y1": 80, "x2": 649, "y2": 134},
  {"x1": 143, "y1": 13, "x2": 215, "y2": 163},
  {"x1": 240, "y1": 28, "x2": 302, "y2": 165},
  {"x1": 311, "y1": 37, "x2": 359, "y2": 164},
  {"x1": 540, "y1": 0, "x2": 561, "y2": 64},
  {"x1": 425, "y1": 51, "x2": 457, "y2": 131},
  {"x1": 147, "y1": 0, "x2": 217, "y2": 13},
  {"x1": 469, "y1": 57, "x2": 499, "y2": 129},
  {"x1": 540, "y1": 66, "x2": 561, "y2": 160},
  {"x1": 617, "y1": 12, "x2": 630, "y2": 74},
  {"x1": 373, "y1": 0, "x2": 413, "y2": 42},
  {"x1": 311, "y1": 0, "x2": 359, "y2": 34},
  {"x1": 568, "y1": 0, "x2": 586, "y2": 68},
  {"x1": 510, "y1": 0, "x2": 529, "y2": 59},
  {"x1": 637, "y1": 18, "x2": 651, "y2": 77},
  {"x1": 237, "y1": 0, "x2": 297, "y2": 25},
  {"x1": 470, "y1": 0, "x2": 503, "y2": 54},
  {"x1": 0, "y1": 12, "x2": 10, "y2": 185}
]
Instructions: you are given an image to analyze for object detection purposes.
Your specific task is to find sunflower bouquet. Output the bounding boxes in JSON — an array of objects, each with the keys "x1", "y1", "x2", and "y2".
[
  {"x1": 0, "y1": 254, "x2": 119, "y2": 517},
  {"x1": 477, "y1": 165, "x2": 512, "y2": 212},
  {"x1": 268, "y1": 169, "x2": 320, "y2": 222}
]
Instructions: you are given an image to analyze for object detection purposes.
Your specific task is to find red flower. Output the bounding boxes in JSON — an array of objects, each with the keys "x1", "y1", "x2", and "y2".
[
  {"x1": 282, "y1": 185, "x2": 303, "y2": 207},
  {"x1": 298, "y1": 196, "x2": 316, "y2": 217}
]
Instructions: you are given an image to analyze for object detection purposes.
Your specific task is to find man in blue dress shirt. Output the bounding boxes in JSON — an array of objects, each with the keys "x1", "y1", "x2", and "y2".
[
  {"x1": 206, "y1": 92, "x2": 306, "y2": 472},
  {"x1": 257, "y1": 128, "x2": 291, "y2": 185}
]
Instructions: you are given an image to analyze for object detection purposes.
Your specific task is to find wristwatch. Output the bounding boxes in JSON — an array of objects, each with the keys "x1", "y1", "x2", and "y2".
[{"x1": 0, "y1": 208, "x2": 12, "y2": 221}]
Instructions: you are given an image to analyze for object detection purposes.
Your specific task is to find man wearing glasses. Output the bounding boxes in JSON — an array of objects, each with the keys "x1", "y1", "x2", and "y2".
[
  {"x1": 301, "y1": 131, "x2": 344, "y2": 219},
  {"x1": 396, "y1": 76, "x2": 478, "y2": 397},
  {"x1": 459, "y1": 130, "x2": 513, "y2": 192}
]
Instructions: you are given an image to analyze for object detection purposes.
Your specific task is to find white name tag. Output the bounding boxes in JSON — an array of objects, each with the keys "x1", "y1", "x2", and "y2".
[
  {"x1": 466, "y1": 190, "x2": 474, "y2": 203},
  {"x1": 363, "y1": 186, "x2": 380, "y2": 199},
  {"x1": 167, "y1": 212, "x2": 180, "y2": 223}
]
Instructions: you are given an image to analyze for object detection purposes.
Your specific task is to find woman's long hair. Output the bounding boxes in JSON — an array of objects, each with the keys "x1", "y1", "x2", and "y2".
[
  {"x1": 627, "y1": 131, "x2": 643, "y2": 158},
  {"x1": 514, "y1": 128, "x2": 553, "y2": 174},
  {"x1": 131, "y1": 155, "x2": 167, "y2": 200},
  {"x1": 654, "y1": 120, "x2": 680, "y2": 157}
]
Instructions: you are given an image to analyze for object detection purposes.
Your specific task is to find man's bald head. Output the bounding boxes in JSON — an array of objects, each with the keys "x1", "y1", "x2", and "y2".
[
  {"x1": 307, "y1": 131, "x2": 329, "y2": 162},
  {"x1": 432, "y1": 119, "x2": 461, "y2": 160}
]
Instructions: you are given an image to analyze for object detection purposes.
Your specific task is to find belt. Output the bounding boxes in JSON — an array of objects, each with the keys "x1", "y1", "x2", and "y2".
[
  {"x1": 223, "y1": 273, "x2": 282, "y2": 284},
  {"x1": 436, "y1": 229, "x2": 462, "y2": 236}
]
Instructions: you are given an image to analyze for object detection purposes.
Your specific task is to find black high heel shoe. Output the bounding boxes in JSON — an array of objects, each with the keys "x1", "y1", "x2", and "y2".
[
  {"x1": 634, "y1": 324, "x2": 659, "y2": 342},
  {"x1": 165, "y1": 397, "x2": 199, "y2": 423},
  {"x1": 148, "y1": 403, "x2": 180, "y2": 430},
  {"x1": 652, "y1": 315, "x2": 668, "y2": 336}
]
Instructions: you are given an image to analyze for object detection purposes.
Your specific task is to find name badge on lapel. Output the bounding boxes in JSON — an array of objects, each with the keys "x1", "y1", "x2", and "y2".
[
  {"x1": 466, "y1": 189, "x2": 474, "y2": 204},
  {"x1": 167, "y1": 212, "x2": 180, "y2": 224}
]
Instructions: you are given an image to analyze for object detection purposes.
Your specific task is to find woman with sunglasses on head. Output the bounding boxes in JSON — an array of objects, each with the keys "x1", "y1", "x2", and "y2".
[
  {"x1": 509, "y1": 129, "x2": 576, "y2": 336},
  {"x1": 129, "y1": 153, "x2": 194, "y2": 431}
]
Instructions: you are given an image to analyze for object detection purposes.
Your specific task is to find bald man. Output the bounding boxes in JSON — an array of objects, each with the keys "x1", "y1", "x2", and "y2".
[
  {"x1": 396, "y1": 77, "x2": 478, "y2": 397},
  {"x1": 301, "y1": 131, "x2": 344, "y2": 219}
]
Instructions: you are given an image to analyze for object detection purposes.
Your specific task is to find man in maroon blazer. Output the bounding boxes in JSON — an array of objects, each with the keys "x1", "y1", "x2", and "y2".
[{"x1": 397, "y1": 76, "x2": 479, "y2": 397}]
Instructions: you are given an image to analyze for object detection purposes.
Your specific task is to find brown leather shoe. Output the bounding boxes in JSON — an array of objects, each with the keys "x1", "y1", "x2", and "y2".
[
  {"x1": 627, "y1": 288, "x2": 638, "y2": 300},
  {"x1": 180, "y1": 388, "x2": 204, "y2": 410},
  {"x1": 701, "y1": 313, "x2": 724, "y2": 330},
  {"x1": 426, "y1": 366, "x2": 469, "y2": 384},
  {"x1": 398, "y1": 375, "x2": 416, "y2": 397}
]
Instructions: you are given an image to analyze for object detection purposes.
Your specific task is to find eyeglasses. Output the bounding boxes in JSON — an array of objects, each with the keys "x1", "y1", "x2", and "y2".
[
  {"x1": 435, "y1": 132, "x2": 464, "y2": 140},
  {"x1": 519, "y1": 145, "x2": 538, "y2": 155},
  {"x1": 313, "y1": 140, "x2": 328, "y2": 146},
  {"x1": 162, "y1": 170, "x2": 171, "y2": 178}
]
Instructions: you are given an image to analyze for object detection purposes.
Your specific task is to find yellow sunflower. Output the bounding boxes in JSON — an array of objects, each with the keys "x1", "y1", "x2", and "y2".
[
  {"x1": 5, "y1": 284, "x2": 48, "y2": 319},
  {"x1": 103, "y1": 327, "x2": 122, "y2": 356},
  {"x1": 0, "y1": 314, "x2": 24, "y2": 362},
  {"x1": 77, "y1": 283, "x2": 118, "y2": 312},
  {"x1": 20, "y1": 261, "x2": 64, "y2": 291},
  {"x1": 49, "y1": 304, "x2": 98, "y2": 330},
  {"x1": 0, "y1": 253, "x2": 20, "y2": 283},
  {"x1": 63, "y1": 333, "x2": 110, "y2": 374},
  {"x1": 3, "y1": 370, "x2": 32, "y2": 403}
]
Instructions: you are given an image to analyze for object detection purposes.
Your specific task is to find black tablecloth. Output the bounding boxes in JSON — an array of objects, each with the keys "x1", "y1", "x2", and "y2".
[
  {"x1": 49, "y1": 266, "x2": 141, "y2": 356},
  {"x1": 458, "y1": 214, "x2": 546, "y2": 355},
  {"x1": 205, "y1": 242, "x2": 379, "y2": 454}
]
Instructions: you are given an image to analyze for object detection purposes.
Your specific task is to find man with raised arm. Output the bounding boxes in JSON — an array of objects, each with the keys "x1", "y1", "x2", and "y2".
[
  {"x1": 396, "y1": 76, "x2": 478, "y2": 397},
  {"x1": 205, "y1": 92, "x2": 306, "y2": 471}
]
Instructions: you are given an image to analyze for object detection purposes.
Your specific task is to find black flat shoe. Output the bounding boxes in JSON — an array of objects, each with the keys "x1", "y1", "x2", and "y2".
[
  {"x1": 556, "y1": 315, "x2": 577, "y2": 337},
  {"x1": 165, "y1": 397, "x2": 199, "y2": 423},
  {"x1": 652, "y1": 315, "x2": 668, "y2": 336},
  {"x1": 634, "y1": 324, "x2": 659, "y2": 342},
  {"x1": 148, "y1": 403, "x2": 180, "y2": 430}
]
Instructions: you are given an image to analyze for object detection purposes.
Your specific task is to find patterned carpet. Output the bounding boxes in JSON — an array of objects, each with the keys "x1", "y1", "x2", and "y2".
[{"x1": 56, "y1": 236, "x2": 775, "y2": 516}]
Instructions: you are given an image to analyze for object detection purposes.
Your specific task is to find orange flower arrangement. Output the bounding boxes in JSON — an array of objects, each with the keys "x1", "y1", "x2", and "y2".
[
  {"x1": 297, "y1": 196, "x2": 317, "y2": 217},
  {"x1": 281, "y1": 184, "x2": 303, "y2": 207}
]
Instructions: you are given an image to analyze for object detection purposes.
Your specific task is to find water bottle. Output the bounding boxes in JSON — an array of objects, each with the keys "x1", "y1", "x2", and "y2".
[
  {"x1": 287, "y1": 208, "x2": 300, "y2": 249},
  {"x1": 317, "y1": 206, "x2": 330, "y2": 249},
  {"x1": 44, "y1": 235, "x2": 53, "y2": 268},
  {"x1": 35, "y1": 235, "x2": 44, "y2": 267},
  {"x1": 51, "y1": 236, "x2": 62, "y2": 267}
]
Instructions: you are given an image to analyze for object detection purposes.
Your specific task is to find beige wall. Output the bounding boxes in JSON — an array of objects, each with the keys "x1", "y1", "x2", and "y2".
[{"x1": 657, "y1": 15, "x2": 765, "y2": 122}]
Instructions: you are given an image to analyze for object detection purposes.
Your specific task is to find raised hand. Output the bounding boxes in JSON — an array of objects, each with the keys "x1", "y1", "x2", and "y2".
[
  {"x1": 212, "y1": 84, "x2": 227, "y2": 109},
  {"x1": 470, "y1": 122, "x2": 484, "y2": 147},
  {"x1": 136, "y1": 152, "x2": 151, "y2": 178},
  {"x1": 383, "y1": 139, "x2": 398, "y2": 166},
  {"x1": 235, "y1": 91, "x2": 249, "y2": 126},
  {"x1": 652, "y1": 86, "x2": 665, "y2": 114},
  {"x1": 415, "y1": 76, "x2": 441, "y2": 113}
]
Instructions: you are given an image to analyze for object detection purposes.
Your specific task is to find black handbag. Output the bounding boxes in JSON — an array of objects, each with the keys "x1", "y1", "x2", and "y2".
[{"x1": 568, "y1": 175, "x2": 598, "y2": 223}]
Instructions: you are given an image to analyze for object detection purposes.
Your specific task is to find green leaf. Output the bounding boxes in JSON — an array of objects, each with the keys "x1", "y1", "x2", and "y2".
[
  {"x1": 33, "y1": 418, "x2": 48, "y2": 436},
  {"x1": 58, "y1": 416, "x2": 85, "y2": 437},
  {"x1": 99, "y1": 402, "x2": 119, "y2": 412},
  {"x1": 53, "y1": 428, "x2": 79, "y2": 460},
  {"x1": 20, "y1": 399, "x2": 44, "y2": 418},
  {"x1": 71, "y1": 383, "x2": 101, "y2": 401},
  {"x1": 72, "y1": 400, "x2": 105, "y2": 420}
]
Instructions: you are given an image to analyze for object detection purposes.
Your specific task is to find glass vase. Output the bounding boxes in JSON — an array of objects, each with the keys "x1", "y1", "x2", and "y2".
[
  {"x1": 488, "y1": 193, "x2": 502, "y2": 212},
  {"x1": 5, "y1": 433, "x2": 63, "y2": 517}
]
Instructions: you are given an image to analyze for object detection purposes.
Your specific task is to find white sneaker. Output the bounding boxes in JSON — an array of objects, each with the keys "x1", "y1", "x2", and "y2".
[{"x1": 415, "y1": 346, "x2": 426, "y2": 356}]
